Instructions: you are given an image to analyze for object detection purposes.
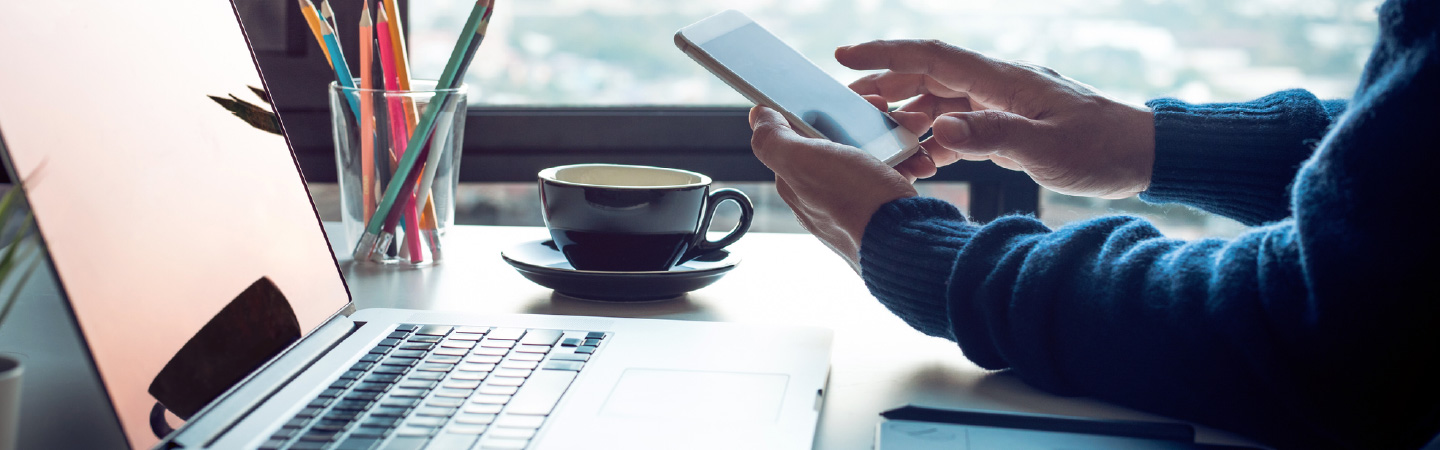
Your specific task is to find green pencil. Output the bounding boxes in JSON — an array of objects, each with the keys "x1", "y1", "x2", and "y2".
[{"x1": 353, "y1": 0, "x2": 492, "y2": 261}]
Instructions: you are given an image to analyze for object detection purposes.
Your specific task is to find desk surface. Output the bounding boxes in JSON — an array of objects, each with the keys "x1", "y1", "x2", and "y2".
[{"x1": 330, "y1": 224, "x2": 1261, "y2": 449}]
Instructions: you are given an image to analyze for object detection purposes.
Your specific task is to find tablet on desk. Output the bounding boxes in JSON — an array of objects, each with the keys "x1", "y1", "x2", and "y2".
[{"x1": 877, "y1": 405, "x2": 1260, "y2": 449}]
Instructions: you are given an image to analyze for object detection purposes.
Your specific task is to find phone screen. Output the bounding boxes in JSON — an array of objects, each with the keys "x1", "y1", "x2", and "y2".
[{"x1": 697, "y1": 23, "x2": 908, "y2": 153}]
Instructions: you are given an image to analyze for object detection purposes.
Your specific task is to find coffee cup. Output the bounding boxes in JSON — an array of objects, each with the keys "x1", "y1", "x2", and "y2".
[{"x1": 538, "y1": 164, "x2": 754, "y2": 272}]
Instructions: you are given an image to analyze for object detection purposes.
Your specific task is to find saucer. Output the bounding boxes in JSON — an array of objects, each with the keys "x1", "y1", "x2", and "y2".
[{"x1": 501, "y1": 239, "x2": 741, "y2": 302}]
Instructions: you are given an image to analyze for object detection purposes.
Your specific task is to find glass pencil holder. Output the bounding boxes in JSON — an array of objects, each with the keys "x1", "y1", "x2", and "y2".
[{"x1": 330, "y1": 80, "x2": 467, "y2": 265}]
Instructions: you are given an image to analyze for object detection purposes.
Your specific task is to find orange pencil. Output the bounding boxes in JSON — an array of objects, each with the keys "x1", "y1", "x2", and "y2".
[{"x1": 359, "y1": 2, "x2": 376, "y2": 224}]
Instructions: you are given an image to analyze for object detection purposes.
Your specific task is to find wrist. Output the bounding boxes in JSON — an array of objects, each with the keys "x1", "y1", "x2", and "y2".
[{"x1": 1107, "y1": 100, "x2": 1156, "y2": 198}]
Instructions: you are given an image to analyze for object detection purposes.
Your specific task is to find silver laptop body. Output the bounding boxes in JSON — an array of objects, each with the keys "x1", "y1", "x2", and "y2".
[{"x1": 0, "y1": 0, "x2": 832, "y2": 448}]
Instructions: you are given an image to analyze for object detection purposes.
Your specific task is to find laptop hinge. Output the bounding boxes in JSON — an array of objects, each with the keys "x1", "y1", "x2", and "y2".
[{"x1": 161, "y1": 313, "x2": 358, "y2": 449}]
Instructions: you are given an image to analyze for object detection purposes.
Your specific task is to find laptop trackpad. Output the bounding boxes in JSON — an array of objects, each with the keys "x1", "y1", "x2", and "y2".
[{"x1": 600, "y1": 369, "x2": 789, "y2": 423}]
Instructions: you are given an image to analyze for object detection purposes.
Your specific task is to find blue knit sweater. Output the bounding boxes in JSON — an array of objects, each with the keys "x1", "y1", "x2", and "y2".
[{"x1": 858, "y1": 1, "x2": 1440, "y2": 448}]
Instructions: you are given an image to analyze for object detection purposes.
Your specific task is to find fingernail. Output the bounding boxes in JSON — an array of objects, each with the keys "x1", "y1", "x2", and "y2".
[{"x1": 935, "y1": 116, "x2": 969, "y2": 146}]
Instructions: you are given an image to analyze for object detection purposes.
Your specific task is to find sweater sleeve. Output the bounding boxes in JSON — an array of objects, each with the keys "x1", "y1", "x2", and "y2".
[
  {"x1": 1138, "y1": 90, "x2": 1346, "y2": 226},
  {"x1": 859, "y1": 3, "x2": 1440, "y2": 443}
]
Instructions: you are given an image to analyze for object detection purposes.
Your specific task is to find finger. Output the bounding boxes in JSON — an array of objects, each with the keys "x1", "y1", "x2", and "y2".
[
  {"x1": 849, "y1": 71, "x2": 966, "y2": 102},
  {"x1": 931, "y1": 110, "x2": 1051, "y2": 156},
  {"x1": 898, "y1": 94, "x2": 976, "y2": 120},
  {"x1": 989, "y1": 155, "x2": 1025, "y2": 171},
  {"x1": 889, "y1": 110, "x2": 932, "y2": 136},
  {"x1": 837, "y1": 40, "x2": 1015, "y2": 108},
  {"x1": 920, "y1": 138, "x2": 963, "y2": 167},
  {"x1": 749, "y1": 105, "x2": 814, "y2": 173},
  {"x1": 861, "y1": 94, "x2": 888, "y2": 112},
  {"x1": 893, "y1": 148, "x2": 936, "y2": 181}
]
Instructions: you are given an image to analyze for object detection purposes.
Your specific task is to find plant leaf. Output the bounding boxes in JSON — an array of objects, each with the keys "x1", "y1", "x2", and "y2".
[
  {"x1": 208, "y1": 94, "x2": 282, "y2": 135},
  {"x1": 249, "y1": 85, "x2": 271, "y2": 105}
]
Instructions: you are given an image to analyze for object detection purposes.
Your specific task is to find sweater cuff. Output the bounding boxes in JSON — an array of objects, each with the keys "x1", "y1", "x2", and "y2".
[
  {"x1": 860, "y1": 197, "x2": 976, "y2": 340},
  {"x1": 1139, "y1": 89, "x2": 1334, "y2": 226}
]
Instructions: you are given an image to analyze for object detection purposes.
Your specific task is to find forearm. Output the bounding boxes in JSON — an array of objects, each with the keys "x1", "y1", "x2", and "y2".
[
  {"x1": 859, "y1": 196, "x2": 1440, "y2": 449},
  {"x1": 1140, "y1": 89, "x2": 1345, "y2": 225}
]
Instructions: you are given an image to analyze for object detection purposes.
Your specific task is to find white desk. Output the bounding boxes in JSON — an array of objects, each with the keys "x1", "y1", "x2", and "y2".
[{"x1": 330, "y1": 224, "x2": 1263, "y2": 449}]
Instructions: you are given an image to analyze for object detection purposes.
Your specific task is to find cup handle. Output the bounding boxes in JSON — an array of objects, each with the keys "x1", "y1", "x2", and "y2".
[{"x1": 682, "y1": 188, "x2": 754, "y2": 263}]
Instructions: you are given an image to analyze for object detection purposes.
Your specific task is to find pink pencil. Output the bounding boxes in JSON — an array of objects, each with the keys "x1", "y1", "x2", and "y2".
[{"x1": 377, "y1": 7, "x2": 424, "y2": 261}]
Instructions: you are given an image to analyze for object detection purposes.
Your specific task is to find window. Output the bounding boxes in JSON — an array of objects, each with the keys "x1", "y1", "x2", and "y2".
[{"x1": 309, "y1": 0, "x2": 1379, "y2": 238}]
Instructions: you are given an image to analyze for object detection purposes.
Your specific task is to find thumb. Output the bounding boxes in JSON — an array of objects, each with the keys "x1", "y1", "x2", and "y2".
[{"x1": 932, "y1": 110, "x2": 1049, "y2": 156}]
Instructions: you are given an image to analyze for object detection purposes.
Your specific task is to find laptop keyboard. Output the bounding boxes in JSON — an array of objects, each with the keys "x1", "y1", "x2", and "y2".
[{"x1": 260, "y1": 324, "x2": 608, "y2": 450}]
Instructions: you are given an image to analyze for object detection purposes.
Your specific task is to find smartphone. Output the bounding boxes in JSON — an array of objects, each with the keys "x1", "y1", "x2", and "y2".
[{"x1": 675, "y1": 10, "x2": 922, "y2": 166}]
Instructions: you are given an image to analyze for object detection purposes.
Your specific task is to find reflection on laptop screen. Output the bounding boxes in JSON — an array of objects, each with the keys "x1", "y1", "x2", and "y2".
[{"x1": 0, "y1": 1, "x2": 351, "y2": 447}]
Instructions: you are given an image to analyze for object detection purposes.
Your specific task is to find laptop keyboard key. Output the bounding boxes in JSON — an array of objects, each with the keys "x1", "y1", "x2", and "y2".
[
  {"x1": 486, "y1": 376, "x2": 525, "y2": 387},
  {"x1": 548, "y1": 353, "x2": 588, "y2": 362},
  {"x1": 477, "y1": 385, "x2": 517, "y2": 396},
  {"x1": 574, "y1": 346, "x2": 597, "y2": 354},
  {"x1": 415, "y1": 325, "x2": 453, "y2": 336},
  {"x1": 519, "y1": 329, "x2": 562, "y2": 346},
  {"x1": 492, "y1": 368, "x2": 531, "y2": 378},
  {"x1": 454, "y1": 326, "x2": 490, "y2": 335},
  {"x1": 407, "y1": 335, "x2": 442, "y2": 343},
  {"x1": 366, "y1": 373, "x2": 401, "y2": 384},
  {"x1": 463, "y1": 403, "x2": 504, "y2": 414},
  {"x1": 505, "y1": 369, "x2": 578, "y2": 416},
  {"x1": 478, "y1": 437, "x2": 529, "y2": 450},
  {"x1": 471, "y1": 347, "x2": 508, "y2": 356},
  {"x1": 426, "y1": 432, "x2": 480, "y2": 449},
  {"x1": 389, "y1": 388, "x2": 428, "y2": 398},
  {"x1": 494, "y1": 415, "x2": 544, "y2": 429},
  {"x1": 585, "y1": 332, "x2": 606, "y2": 340},
  {"x1": 542, "y1": 360, "x2": 583, "y2": 371},
  {"x1": 335, "y1": 436, "x2": 382, "y2": 450},
  {"x1": 466, "y1": 355, "x2": 503, "y2": 364},
  {"x1": 387, "y1": 331, "x2": 410, "y2": 340},
  {"x1": 487, "y1": 328, "x2": 526, "y2": 341},
  {"x1": 453, "y1": 413, "x2": 496, "y2": 425},
  {"x1": 398, "y1": 379, "x2": 439, "y2": 390},
  {"x1": 427, "y1": 398, "x2": 465, "y2": 408},
  {"x1": 408, "y1": 371, "x2": 445, "y2": 381},
  {"x1": 446, "y1": 424, "x2": 488, "y2": 435},
  {"x1": 499, "y1": 360, "x2": 539, "y2": 370},
  {"x1": 395, "y1": 324, "x2": 421, "y2": 332},
  {"x1": 378, "y1": 338, "x2": 402, "y2": 347},
  {"x1": 489, "y1": 427, "x2": 537, "y2": 439},
  {"x1": 415, "y1": 406, "x2": 458, "y2": 417},
  {"x1": 369, "y1": 407, "x2": 410, "y2": 418},
  {"x1": 417, "y1": 363, "x2": 455, "y2": 372},
  {"x1": 507, "y1": 352, "x2": 544, "y2": 362},
  {"x1": 379, "y1": 435, "x2": 429, "y2": 450}
]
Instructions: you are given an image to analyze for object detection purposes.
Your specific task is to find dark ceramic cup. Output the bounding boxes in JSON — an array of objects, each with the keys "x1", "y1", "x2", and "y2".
[{"x1": 538, "y1": 164, "x2": 754, "y2": 272}]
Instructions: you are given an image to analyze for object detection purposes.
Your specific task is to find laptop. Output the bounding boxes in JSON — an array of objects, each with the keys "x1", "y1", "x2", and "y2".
[{"x1": 0, "y1": 1, "x2": 831, "y2": 449}]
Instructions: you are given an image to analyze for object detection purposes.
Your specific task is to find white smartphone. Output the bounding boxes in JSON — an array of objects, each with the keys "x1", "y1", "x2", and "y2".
[{"x1": 675, "y1": 10, "x2": 922, "y2": 166}]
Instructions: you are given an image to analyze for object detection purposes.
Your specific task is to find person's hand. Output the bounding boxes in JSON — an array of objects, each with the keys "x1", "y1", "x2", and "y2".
[
  {"x1": 748, "y1": 105, "x2": 927, "y2": 271},
  {"x1": 840, "y1": 40, "x2": 1156, "y2": 199}
]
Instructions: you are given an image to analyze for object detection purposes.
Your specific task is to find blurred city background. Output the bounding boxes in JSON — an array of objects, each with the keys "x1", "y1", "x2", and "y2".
[{"x1": 311, "y1": 0, "x2": 1381, "y2": 240}]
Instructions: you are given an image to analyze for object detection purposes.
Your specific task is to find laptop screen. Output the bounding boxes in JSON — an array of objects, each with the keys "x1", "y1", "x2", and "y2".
[{"x1": 0, "y1": 1, "x2": 351, "y2": 448}]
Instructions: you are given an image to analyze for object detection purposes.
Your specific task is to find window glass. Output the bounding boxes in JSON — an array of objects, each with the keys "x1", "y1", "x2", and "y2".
[{"x1": 409, "y1": 0, "x2": 1380, "y2": 106}]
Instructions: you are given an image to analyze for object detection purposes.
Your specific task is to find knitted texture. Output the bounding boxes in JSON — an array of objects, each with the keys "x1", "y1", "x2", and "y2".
[
  {"x1": 1140, "y1": 90, "x2": 1345, "y2": 226},
  {"x1": 858, "y1": 0, "x2": 1440, "y2": 448}
]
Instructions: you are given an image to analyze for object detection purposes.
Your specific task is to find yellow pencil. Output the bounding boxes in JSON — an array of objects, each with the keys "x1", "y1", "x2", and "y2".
[{"x1": 297, "y1": 0, "x2": 332, "y2": 67}]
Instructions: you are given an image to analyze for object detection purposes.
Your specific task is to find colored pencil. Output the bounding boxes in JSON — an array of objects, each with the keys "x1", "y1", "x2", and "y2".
[
  {"x1": 379, "y1": 0, "x2": 441, "y2": 239},
  {"x1": 376, "y1": 7, "x2": 425, "y2": 261},
  {"x1": 359, "y1": 2, "x2": 376, "y2": 225},
  {"x1": 414, "y1": 1, "x2": 495, "y2": 256},
  {"x1": 320, "y1": 0, "x2": 339, "y2": 34},
  {"x1": 382, "y1": 0, "x2": 420, "y2": 132},
  {"x1": 354, "y1": 0, "x2": 492, "y2": 262},
  {"x1": 298, "y1": 0, "x2": 332, "y2": 68},
  {"x1": 320, "y1": 21, "x2": 362, "y2": 119}
]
